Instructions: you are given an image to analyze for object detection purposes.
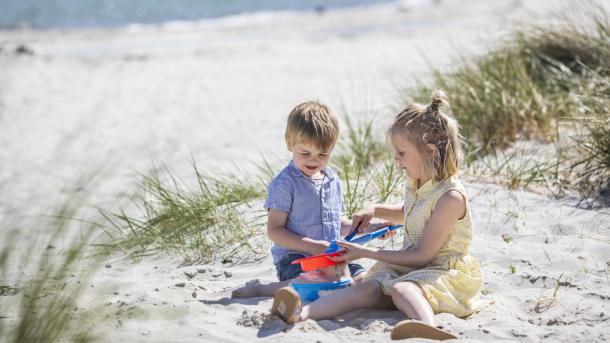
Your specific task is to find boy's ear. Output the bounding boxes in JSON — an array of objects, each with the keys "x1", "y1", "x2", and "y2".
[{"x1": 285, "y1": 137, "x2": 292, "y2": 152}]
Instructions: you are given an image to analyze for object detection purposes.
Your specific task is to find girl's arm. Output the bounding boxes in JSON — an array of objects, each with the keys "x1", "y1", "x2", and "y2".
[
  {"x1": 336, "y1": 190, "x2": 466, "y2": 267},
  {"x1": 340, "y1": 218, "x2": 392, "y2": 237},
  {"x1": 340, "y1": 218, "x2": 353, "y2": 236},
  {"x1": 267, "y1": 209, "x2": 330, "y2": 256},
  {"x1": 372, "y1": 203, "x2": 405, "y2": 224}
]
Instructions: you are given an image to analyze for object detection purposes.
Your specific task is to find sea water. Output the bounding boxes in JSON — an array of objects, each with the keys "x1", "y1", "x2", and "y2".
[{"x1": 0, "y1": 0, "x2": 412, "y2": 30}]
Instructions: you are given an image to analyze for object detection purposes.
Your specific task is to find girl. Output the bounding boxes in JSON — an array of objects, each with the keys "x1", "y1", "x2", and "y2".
[{"x1": 271, "y1": 91, "x2": 481, "y2": 340}]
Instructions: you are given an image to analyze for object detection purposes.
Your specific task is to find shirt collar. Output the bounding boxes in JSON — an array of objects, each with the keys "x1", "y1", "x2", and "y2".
[
  {"x1": 288, "y1": 160, "x2": 336, "y2": 181},
  {"x1": 405, "y1": 175, "x2": 438, "y2": 195}
]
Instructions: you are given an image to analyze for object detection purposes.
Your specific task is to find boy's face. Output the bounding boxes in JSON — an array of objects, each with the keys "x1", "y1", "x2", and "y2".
[{"x1": 287, "y1": 141, "x2": 333, "y2": 178}]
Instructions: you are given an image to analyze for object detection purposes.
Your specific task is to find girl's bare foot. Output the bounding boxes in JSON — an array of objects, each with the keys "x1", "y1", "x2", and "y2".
[
  {"x1": 390, "y1": 320, "x2": 457, "y2": 340},
  {"x1": 270, "y1": 287, "x2": 302, "y2": 323},
  {"x1": 231, "y1": 279, "x2": 262, "y2": 298}
]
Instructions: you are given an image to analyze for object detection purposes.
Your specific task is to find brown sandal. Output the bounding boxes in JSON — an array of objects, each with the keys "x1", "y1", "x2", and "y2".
[
  {"x1": 271, "y1": 287, "x2": 301, "y2": 324},
  {"x1": 390, "y1": 320, "x2": 457, "y2": 340}
]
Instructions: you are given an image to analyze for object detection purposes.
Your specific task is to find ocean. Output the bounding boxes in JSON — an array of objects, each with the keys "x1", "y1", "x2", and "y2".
[{"x1": 0, "y1": 0, "x2": 404, "y2": 30}]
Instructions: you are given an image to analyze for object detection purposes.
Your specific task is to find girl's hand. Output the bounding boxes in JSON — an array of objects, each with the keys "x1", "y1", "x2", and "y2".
[
  {"x1": 379, "y1": 229, "x2": 397, "y2": 240},
  {"x1": 350, "y1": 206, "x2": 376, "y2": 234},
  {"x1": 368, "y1": 221, "x2": 399, "y2": 240},
  {"x1": 329, "y1": 241, "x2": 374, "y2": 262}
]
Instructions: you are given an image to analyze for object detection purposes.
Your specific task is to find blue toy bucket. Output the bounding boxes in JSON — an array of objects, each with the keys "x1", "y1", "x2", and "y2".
[{"x1": 290, "y1": 277, "x2": 351, "y2": 302}]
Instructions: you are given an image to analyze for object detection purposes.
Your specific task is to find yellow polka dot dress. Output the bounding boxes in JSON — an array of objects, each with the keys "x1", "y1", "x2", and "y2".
[{"x1": 364, "y1": 175, "x2": 481, "y2": 317}]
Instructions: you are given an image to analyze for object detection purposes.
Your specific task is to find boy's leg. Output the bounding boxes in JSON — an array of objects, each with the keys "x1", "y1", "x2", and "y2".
[
  {"x1": 232, "y1": 254, "x2": 304, "y2": 298},
  {"x1": 232, "y1": 279, "x2": 291, "y2": 298}
]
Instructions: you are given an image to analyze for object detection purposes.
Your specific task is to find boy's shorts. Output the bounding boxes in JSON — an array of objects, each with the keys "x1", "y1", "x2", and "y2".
[{"x1": 275, "y1": 253, "x2": 366, "y2": 281}]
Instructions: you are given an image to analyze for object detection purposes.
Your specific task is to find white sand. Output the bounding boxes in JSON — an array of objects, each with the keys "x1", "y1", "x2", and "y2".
[{"x1": 1, "y1": 0, "x2": 609, "y2": 341}]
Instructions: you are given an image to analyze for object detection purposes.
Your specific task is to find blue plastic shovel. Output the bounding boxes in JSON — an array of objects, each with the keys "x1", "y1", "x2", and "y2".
[
  {"x1": 325, "y1": 229, "x2": 359, "y2": 253},
  {"x1": 349, "y1": 224, "x2": 403, "y2": 245},
  {"x1": 325, "y1": 224, "x2": 403, "y2": 253}
]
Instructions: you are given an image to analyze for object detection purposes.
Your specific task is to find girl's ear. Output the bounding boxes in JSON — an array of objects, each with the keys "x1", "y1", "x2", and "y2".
[{"x1": 425, "y1": 143, "x2": 437, "y2": 154}]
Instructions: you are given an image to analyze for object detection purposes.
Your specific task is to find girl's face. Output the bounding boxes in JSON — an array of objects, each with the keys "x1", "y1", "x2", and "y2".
[
  {"x1": 390, "y1": 133, "x2": 428, "y2": 182},
  {"x1": 288, "y1": 141, "x2": 332, "y2": 178}
]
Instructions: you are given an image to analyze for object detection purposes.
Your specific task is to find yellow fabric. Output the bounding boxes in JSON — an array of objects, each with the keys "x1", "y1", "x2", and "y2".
[{"x1": 363, "y1": 175, "x2": 481, "y2": 317}]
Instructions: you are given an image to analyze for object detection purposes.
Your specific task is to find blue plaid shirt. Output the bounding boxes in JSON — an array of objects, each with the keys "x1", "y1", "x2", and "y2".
[{"x1": 264, "y1": 160, "x2": 344, "y2": 264}]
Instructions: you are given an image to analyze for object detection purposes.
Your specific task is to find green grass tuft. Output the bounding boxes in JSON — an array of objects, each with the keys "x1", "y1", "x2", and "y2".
[
  {"x1": 404, "y1": 4, "x2": 609, "y2": 199},
  {"x1": 102, "y1": 162, "x2": 266, "y2": 263},
  {"x1": 1, "y1": 198, "x2": 106, "y2": 343},
  {"x1": 408, "y1": 5, "x2": 609, "y2": 155}
]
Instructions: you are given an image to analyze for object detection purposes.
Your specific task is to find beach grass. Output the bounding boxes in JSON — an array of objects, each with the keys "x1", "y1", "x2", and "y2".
[
  {"x1": 0, "y1": 199, "x2": 106, "y2": 343},
  {"x1": 102, "y1": 161, "x2": 267, "y2": 264},
  {"x1": 333, "y1": 114, "x2": 402, "y2": 217},
  {"x1": 401, "y1": 4, "x2": 609, "y2": 200}
]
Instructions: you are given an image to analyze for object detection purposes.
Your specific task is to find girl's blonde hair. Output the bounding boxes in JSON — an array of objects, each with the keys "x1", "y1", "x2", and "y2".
[
  {"x1": 285, "y1": 101, "x2": 339, "y2": 151},
  {"x1": 389, "y1": 90, "x2": 464, "y2": 182}
]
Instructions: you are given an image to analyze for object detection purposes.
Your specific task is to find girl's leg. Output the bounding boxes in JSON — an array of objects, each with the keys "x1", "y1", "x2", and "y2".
[
  {"x1": 388, "y1": 281, "x2": 434, "y2": 325},
  {"x1": 304, "y1": 279, "x2": 394, "y2": 320},
  {"x1": 272, "y1": 279, "x2": 394, "y2": 323},
  {"x1": 232, "y1": 279, "x2": 291, "y2": 298},
  {"x1": 389, "y1": 282, "x2": 456, "y2": 340}
]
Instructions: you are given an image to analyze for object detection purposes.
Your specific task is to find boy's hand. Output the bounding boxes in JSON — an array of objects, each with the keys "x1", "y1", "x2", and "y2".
[
  {"x1": 310, "y1": 240, "x2": 331, "y2": 256},
  {"x1": 350, "y1": 206, "x2": 376, "y2": 234}
]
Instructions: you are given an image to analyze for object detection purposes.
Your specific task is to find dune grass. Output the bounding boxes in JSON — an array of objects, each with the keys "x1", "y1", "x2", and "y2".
[
  {"x1": 333, "y1": 115, "x2": 402, "y2": 217},
  {"x1": 101, "y1": 162, "x2": 267, "y2": 264},
  {"x1": 402, "y1": 4, "x2": 609, "y2": 200},
  {"x1": 0, "y1": 199, "x2": 106, "y2": 343}
]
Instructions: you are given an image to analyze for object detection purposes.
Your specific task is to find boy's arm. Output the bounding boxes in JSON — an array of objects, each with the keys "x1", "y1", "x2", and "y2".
[{"x1": 267, "y1": 209, "x2": 330, "y2": 256}]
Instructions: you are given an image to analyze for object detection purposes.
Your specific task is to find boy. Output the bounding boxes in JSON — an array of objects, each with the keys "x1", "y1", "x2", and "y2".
[{"x1": 232, "y1": 101, "x2": 365, "y2": 298}]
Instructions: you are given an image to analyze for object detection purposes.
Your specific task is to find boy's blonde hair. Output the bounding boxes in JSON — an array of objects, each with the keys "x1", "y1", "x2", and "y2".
[
  {"x1": 285, "y1": 101, "x2": 339, "y2": 151},
  {"x1": 389, "y1": 90, "x2": 464, "y2": 182}
]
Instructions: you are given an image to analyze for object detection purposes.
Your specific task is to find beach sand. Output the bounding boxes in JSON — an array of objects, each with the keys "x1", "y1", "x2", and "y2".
[{"x1": 1, "y1": 0, "x2": 609, "y2": 341}]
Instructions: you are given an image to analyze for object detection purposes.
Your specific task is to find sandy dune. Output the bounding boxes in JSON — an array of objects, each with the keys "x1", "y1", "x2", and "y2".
[{"x1": 1, "y1": 0, "x2": 608, "y2": 341}]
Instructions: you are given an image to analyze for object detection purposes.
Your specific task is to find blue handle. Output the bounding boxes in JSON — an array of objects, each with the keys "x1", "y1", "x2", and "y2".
[
  {"x1": 349, "y1": 224, "x2": 402, "y2": 245},
  {"x1": 324, "y1": 228, "x2": 360, "y2": 253},
  {"x1": 344, "y1": 229, "x2": 359, "y2": 242}
]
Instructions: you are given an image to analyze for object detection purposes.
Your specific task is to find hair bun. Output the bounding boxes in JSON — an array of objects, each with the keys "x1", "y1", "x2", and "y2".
[{"x1": 430, "y1": 90, "x2": 448, "y2": 111}]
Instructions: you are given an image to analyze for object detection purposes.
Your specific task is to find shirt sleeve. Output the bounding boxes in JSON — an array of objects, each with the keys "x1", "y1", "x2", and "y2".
[{"x1": 263, "y1": 176, "x2": 292, "y2": 213}]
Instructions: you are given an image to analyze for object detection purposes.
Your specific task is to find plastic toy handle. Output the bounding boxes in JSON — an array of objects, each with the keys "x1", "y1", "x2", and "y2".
[
  {"x1": 344, "y1": 229, "x2": 359, "y2": 242},
  {"x1": 349, "y1": 224, "x2": 402, "y2": 245}
]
